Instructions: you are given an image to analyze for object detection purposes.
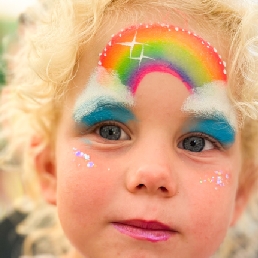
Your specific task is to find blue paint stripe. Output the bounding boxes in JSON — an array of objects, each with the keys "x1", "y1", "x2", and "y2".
[
  {"x1": 74, "y1": 98, "x2": 135, "y2": 127},
  {"x1": 188, "y1": 117, "x2": 235, "y2": 146}
]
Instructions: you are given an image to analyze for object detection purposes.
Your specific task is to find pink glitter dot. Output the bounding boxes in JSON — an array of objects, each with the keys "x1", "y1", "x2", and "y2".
[
  {"x1": 87, "y1": 162, "x2": 94, "y2": 168},
  {"x1": 75, "y1": 151, "x2": 83, "y2": 157}
]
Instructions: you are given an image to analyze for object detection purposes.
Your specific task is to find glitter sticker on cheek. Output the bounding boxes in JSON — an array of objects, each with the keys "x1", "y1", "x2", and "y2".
[
  {"x1": 73, "y1": 148, "x2": 95, "y2": 168},
  {"x1": 199, "y1": 170, "x2": 230, "y2": 190}
]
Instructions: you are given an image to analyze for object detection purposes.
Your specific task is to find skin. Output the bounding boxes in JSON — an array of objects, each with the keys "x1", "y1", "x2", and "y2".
[{"x1": 37, "y1": 11, "x2": 247, "y2": 258}]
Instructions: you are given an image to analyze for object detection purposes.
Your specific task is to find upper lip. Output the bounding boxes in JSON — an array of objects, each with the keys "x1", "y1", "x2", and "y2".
[{"x1": 114, "y1": 220, "x2": 174, "y2": 231}]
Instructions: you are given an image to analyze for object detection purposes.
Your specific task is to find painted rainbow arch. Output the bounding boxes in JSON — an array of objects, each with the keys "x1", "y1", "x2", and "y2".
[{"x1": 98, "y1": 23, "x2": 227, "y2": 94}]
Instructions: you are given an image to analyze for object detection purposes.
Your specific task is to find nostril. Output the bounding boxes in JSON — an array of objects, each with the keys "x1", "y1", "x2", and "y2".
[
  {"x1": 137, "y1": 184, "x2": 145, "y2": 189},
  {"x1": 159, "y1": 186, "x2": 168, "y2": 192}
]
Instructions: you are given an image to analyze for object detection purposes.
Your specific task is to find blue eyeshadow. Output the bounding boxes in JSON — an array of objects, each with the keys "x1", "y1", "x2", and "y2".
[
  {"x1": 187, "y1": 116, "x2": 235, "y2": 146},
  {"x1": 74, "y1": 97, "x2": 135, "y2": 126}
]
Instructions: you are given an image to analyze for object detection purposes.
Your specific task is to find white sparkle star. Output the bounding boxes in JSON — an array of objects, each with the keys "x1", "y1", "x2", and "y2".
[
  {"x1": 117, "y1": 31, "x2": 154, "y2": 66},
  {"x1": 130, "y1": 45, "x2": 154, "y2": 66}
]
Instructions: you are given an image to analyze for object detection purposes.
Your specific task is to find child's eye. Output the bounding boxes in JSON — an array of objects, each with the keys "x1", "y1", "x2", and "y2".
[
  {"x1": 178, "y1": 134, "x2": 217, "y2": 152},
  {"x1": 96, "y1": 124, "x2": 130, "y2": 141}
]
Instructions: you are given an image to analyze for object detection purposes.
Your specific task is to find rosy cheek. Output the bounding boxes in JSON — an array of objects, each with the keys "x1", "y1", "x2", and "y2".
[{"x1": 199, "y1": 170, "x2": 231, "y2": 190}]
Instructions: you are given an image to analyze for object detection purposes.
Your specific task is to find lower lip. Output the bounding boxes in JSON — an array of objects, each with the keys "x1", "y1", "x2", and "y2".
[{"x1": 112, "y1": 223, "x2": 174, "y2": 242}]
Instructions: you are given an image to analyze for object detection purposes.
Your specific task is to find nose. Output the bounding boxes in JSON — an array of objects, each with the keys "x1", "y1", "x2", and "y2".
[{"x1": 125, "y1": 143, "x2": 178, "y2": 198}]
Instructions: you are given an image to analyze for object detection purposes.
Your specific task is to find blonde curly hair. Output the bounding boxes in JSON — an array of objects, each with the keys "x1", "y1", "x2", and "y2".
[{"x1": 1, "y1": 0, "x2": 258, "y2": 256}]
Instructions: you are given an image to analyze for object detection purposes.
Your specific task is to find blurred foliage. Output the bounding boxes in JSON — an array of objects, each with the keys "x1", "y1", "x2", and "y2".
[{"x1": 0, "y1": 17, "x2": 18, "y2": 86}]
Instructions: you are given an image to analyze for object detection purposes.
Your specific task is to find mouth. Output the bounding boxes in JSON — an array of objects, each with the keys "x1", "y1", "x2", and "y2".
[{"x1": 112, "y1": 220, "x2": 177, "y2": 242}]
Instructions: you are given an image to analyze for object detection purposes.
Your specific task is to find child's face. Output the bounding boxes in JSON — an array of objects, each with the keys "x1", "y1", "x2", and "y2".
[{"x1": 45, "y1": 17, "x2": 244, "y2": 258}]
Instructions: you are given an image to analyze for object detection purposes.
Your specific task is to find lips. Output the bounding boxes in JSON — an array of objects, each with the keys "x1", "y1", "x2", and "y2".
[{"x1": 112, "y1": 220, "x2": 176, "y2": 242}]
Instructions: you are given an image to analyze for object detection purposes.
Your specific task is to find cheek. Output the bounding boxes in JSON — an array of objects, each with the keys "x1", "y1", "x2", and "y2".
[
  {"x1": 185, "y1": 166, "x2": 238, "y2": 239},
  {"x1": 199, "y1": 169, "x2": 231, "y2": 190},
  {"x1": 56, "y1": 147, "x2": 118, "y2": 221}
]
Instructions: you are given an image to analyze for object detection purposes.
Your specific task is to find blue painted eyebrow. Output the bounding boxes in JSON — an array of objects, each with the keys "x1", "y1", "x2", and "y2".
[
  {"x1": 185, "y1": 115, "x2": 235, "y2": 146},
  {"x1": 73, "y1": 97, "x2": 135, "y2": 127}
]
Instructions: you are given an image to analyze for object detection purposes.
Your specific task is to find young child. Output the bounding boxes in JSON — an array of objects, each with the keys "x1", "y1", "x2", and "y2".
[{"x1": 1, "y1": 0, "x2": 258, "y2": 257}]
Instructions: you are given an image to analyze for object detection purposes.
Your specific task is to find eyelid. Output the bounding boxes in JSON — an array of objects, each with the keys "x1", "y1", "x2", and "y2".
[{"x1": 178, "y1": 132, "x2": 223, "y2": 150}]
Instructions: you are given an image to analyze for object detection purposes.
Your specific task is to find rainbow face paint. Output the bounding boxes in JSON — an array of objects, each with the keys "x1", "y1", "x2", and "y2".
[
  {"x1": 74, "y1": 23, "x2": 236, "y2": 136},
  {"x1": 99, "y1": 23, "x2": 227, "y2": 93}
]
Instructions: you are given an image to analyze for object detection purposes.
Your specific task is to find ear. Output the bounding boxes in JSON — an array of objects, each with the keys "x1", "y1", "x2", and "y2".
[
  {"x1": 230, "y1": 164, "x2": 256, "y2": 226},
  {"x1": 230, "y1": 186, "x2": 250, "y2": 226},
  {"x1": 34, "y1": 144, "x2": 57, "y2": 205}
]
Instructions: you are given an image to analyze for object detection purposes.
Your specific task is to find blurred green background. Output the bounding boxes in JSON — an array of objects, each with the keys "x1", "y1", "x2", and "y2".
[
  {"x1": 0, "y1": 18, "x2": 18, "y2": 86},
  {"x1": 0, "y1": 1, "x2": 36, "y2": 218}
]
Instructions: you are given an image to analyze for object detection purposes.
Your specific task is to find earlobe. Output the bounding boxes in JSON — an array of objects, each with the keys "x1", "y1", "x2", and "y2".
[{"x1": 34, "y1": 144, "x2": 57, "y2": 205}]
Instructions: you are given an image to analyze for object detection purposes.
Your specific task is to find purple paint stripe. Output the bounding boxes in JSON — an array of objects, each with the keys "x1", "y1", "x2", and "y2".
[{"x1": 127, "y1": 62, "x2": 194, "y2": 94}]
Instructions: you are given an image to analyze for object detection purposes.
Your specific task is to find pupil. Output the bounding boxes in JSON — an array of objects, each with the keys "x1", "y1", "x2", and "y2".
[
  {"x1": 99, "y1": 125, "x2": 121, "y2": 140},
  {"x1": 190, "y1": 140, "x2": 196, "y2": 146},
  {"x1": 183, "y1": 136, "x2": 205, "y2": 152}
]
